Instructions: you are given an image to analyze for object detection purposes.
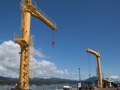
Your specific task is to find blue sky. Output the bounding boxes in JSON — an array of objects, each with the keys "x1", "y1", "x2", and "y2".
[{"x1": 0, "y1": 0, "x2": 120, "y2": 80}]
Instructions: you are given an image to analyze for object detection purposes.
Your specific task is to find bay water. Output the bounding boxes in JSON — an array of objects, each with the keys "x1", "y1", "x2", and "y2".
[{"x1": 0, "y1": 85, "x2": 77, "y2": 90}]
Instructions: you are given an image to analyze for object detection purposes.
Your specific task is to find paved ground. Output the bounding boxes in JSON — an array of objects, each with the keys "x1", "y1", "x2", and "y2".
[
  {"x1": 80, "y1": 88, "x2": 120, "y2": 90},
  {"x1": 72, "y1": 88, "x2": 77, "y2": 90},
  {"x1": 94, "y1": 88, "x2": 120, "y2": 90}
]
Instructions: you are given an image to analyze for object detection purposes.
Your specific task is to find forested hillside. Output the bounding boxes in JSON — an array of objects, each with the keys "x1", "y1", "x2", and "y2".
[{"x1": 0, "y1": 76, "x2": 79, "y2": 86}]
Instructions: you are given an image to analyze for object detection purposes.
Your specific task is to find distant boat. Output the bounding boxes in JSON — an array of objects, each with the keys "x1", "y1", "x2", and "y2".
[{"x1": 63, "y1": 86, "x2": 72, "y2": 90}]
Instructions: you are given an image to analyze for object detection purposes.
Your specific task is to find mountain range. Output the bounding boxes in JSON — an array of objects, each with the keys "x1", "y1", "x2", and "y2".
[{"x1": 0, "y1": 76, "x2": 79, "y2": 86}]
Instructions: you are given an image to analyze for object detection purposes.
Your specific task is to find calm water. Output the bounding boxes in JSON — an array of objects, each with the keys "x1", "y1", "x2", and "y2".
[{"x1": 0, "y1": 85, "x2": 77, "y2": 90}]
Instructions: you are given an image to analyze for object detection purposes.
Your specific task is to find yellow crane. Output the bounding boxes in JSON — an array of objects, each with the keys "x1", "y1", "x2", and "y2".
[
  {"x1": 14, "y1": 0, "x2": 57, "y2": 90},
  {"x1": 86, "y1": 48, "x2": 103, "y2": 88}
]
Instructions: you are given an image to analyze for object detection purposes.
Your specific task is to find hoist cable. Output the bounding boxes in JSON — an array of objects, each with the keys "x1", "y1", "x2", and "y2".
[
  {"x1": 87, "y1": 53, "x2": 91, "y2": 76},
  {"x1": 52, "y1": 31, "x2": 53, "y2": 42},
  {"x1": 54, "y1": 31, "x2": 55, "y2": 42},
  {"x1": 52, "y1": 31, "x2": 55, "y2": 47},
  {"x1": 52, "y1": 31, "x2": 55, "y2": 42}
]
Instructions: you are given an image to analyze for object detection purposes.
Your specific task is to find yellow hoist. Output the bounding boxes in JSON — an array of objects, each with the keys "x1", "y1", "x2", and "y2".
[
  {"x1": 14, "y1": 0, "x2": 57, "y2": 89},
  {"x1": 86, "y1": 48, "x2": 103, "y2": 88}
]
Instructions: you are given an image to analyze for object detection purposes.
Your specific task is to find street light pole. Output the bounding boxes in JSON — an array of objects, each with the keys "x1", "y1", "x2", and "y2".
[{"x1": 78, "y1": 68, "x2": 81, "y2": 82}]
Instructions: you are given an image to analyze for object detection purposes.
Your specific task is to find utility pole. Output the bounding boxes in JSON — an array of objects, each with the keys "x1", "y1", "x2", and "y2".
[
  {"x1": 78, "y1": 68, "x2": 81, "y2": 82},
  {"x1": 102, "y1": 73, "x2": 104, "y2": 79},
  {"x1": 78, "y1": 68, "x2": 81, "y2": 90}
]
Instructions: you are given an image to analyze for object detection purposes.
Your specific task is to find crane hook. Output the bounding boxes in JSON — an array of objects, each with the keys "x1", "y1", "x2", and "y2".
[
  {"x1": 52, "y1": 42, "x2": 55, "y2": 48},
  {"x1": 52, "y1": 31, "x2": 55, "y2": 48}
]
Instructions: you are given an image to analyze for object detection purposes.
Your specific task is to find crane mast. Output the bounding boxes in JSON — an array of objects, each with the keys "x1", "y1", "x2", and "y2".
[
  {"x1": 14, "y1": 0, "x2": 57, "y2": 90},
  {"x1": 86, "y1": 48, "x2": 103, "y2": 88}
]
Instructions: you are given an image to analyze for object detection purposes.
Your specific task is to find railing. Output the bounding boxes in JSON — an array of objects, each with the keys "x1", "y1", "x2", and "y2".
[
  {"x1": 31, "y1": 0, "x2": 57, "y2": 28},
  {"x1": 14, "y1": 32, "x2": 29, "y2": 41},
  {"x1": 36, "y1": 6, "x2": 57, "y2": 28},
  {"x1": 29, "y1": 35, "x2": 34, "y2": 78},
  {"x1": 29, "y1": 35, "x2": 34, "y2": 45},
  {"x1": 21, "y1": 0, "x2": 57, "y2": 29},
  {"x1": 14, "y1": 32, "x2": 22, "y2": 39},
  {"x1": 29, "y1": 35, "x2": 34, "y2": 63}
]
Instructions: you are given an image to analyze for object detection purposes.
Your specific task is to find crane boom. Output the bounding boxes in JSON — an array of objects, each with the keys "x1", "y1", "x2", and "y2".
[
  {"x1": 86, "y1": 48, "x2": 100, "y2": 57},
  {"x1": 86, "y1": 48, "x2": 103, "y2": 88},
  {"x1": 20, "y1": 0, "x2": 57, "y2": 30},
  {"x1": 14, "y1": 0, "x2": 57, "y2": 90}
]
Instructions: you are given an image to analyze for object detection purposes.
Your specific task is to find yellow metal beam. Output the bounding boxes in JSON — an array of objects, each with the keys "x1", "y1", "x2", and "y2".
[
  {"x1": 21, "y1": 0, "x2": 57, "y2": 31},
  {"x1": 86, "y1": 48, "x2": 100, "y2": 57}
]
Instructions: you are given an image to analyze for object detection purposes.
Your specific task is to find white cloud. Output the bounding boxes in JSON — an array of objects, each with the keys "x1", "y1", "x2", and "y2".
[
  {"x1": 0, "y1": 40, "x2": 69, "y2": 79},
  {"x1": 110, "y1": 76, "x2": 120, "y2": 80},
  {"x1": 34, "y1": 48, "x2": 46, "y2": 58},
  {"x1": 34, "y1": 60, "x2": 69, "y2": 78},
  {"x1": 0, "y1": 40, "x2": 20, "y2": 78}
]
